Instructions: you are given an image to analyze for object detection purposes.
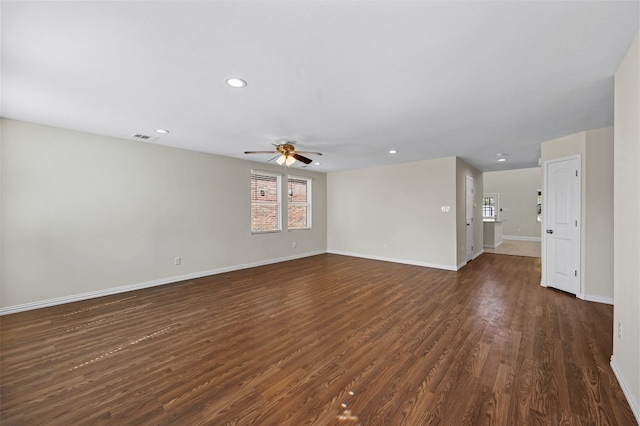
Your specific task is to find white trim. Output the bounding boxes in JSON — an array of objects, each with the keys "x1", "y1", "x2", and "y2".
[
  {"x1": 465, "y1": 175, "x2": 474, "y2": 263},
  {"x1": 327, "y1": 250, "x2": 458, "y2": 271},
  {"x1": 611, "y1": 357, "x2": 640, "y2": 424},
  {"x1": 577, "y1": 293, "x2": 614, "y2": 305},
  {"x1": 503, "y1": 235, "x2": 542, "y2": 242},
  {"x1": 483, "y1": 241, "x2": 503, "y2": 249},
  {"x1": 458, "y1": 250, "x2": 486, "y2": 269},
  {"x1": 483, "y1": 192, "x2": 500, "y2": 221},
  {"x1": 0, "y1": 251, "x2": 326, "y2": 316}
]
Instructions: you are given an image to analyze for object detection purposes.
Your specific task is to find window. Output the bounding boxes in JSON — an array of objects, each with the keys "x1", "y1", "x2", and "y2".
[
  {"x1": 287, "y1": 175, "x2": 311, "y2": 229},
  {"x1": 251, "y1": 170, "x2": 281, "y2": 233},
  {"x1": 483, "y1": 193, "x2": 499, "y2": 221},
  {"x1": 537, "y1": 190, "x2": 542, "y2": 223}
]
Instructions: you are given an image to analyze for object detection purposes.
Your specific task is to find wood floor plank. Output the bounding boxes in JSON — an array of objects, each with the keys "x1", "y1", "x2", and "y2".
[{"x1": 1, "y1": 253, "x2": 636, "y2": 425}]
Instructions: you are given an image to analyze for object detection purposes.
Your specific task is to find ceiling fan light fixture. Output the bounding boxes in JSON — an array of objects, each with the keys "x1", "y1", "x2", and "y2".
[
  {"x1": 276, "y1": 154, "x2": 296, "y2": 166},
  {"x1": 225, "y1": 77, "x2": 247, "y2": 88}
]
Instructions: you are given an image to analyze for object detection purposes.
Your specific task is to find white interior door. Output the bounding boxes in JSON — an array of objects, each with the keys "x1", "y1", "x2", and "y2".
[
  {"x1": 466, "y1": 175, "x2": 474, "y2": 262},
  {"x1": 544, "y1": 156, "x2": 580, "y2": 295}
]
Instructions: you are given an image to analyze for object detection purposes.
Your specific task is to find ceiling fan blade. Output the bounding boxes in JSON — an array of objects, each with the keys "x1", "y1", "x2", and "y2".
[
  {"x1": 292, "y1": 153, "x2": 313, "y2": 164},
  {"x1": 295, "y1": 151, "x2": 323, "y2": 156},
  {"x1": 244, "y1": 150, "x2": 278, "y2": 154}
]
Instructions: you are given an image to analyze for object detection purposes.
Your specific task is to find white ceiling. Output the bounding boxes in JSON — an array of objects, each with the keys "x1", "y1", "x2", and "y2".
[{"x1": 2, "y1": 1, "x2": 638, "y2": 172}]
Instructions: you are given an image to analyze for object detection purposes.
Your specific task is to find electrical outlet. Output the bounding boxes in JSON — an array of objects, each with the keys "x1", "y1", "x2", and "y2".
[{"x1": 174, "y1": 257, "x2": 181, "y2": 266}]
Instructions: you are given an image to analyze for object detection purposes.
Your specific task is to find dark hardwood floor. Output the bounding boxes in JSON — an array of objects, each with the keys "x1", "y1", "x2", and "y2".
[{"x1": 1, "y1": 253, "x2": 636, "y2": 425}]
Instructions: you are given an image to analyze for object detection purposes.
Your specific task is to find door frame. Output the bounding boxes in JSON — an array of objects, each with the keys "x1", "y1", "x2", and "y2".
[
  {"x1": 465, "y1": 175, "x2": 474, "y2": 263},
  {"x1": 541, "y1": 154, "x2": 582, "y2": 295}
]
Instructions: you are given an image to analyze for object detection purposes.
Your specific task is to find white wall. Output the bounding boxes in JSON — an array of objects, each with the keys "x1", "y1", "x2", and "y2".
[
  {"x1": 0, "y1": 119, "x2": 327, "y2": 312},
  {"x1": 483, "y1": 167, "x2": 542, "y2": 240},
  {"x1": 540, "y1": 127, "x2": 614, "y2": 303},
  {"x1": 327, "y1": 157, "x2": 458, "y2": 270},
  {"x1": 612, "y1": 32, "x2": 640, "y2": 422}
]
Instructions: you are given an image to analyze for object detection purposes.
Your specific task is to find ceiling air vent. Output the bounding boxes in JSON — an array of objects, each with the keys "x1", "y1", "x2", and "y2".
[{"x1": 131, "y1": 133, "x2": 158, "y2": 141}]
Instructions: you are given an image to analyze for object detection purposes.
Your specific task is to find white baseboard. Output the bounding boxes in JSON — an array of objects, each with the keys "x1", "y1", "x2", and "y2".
[
  {"x1": 0, "y1": 251, "x2": 326, "y2": 316},
  {"x1": 483, "y1": 241, "x2": 503, "y2": 249},
  {"x1": 503, "y1": 235, "x2": 542, "y2": 242},
  {"x1": 578, "y1": 293, "x2": 614, "y2": 305},
  {"x1": 456, "y1": 250, "x2": 485, "y2": 269},
  {"x1": 537, "y1": 287, "x2": 613, "y2": 305},
  {"x1": 327, "y1": 250, "x2": 458, "y2": 271},
  {"x1": 611, "y1": 357, "x2": 640, "y2": 424}
]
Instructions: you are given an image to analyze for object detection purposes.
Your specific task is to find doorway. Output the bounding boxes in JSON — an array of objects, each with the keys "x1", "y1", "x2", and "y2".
[{"x1": 465, "y1": 175, "x2": 474, "y2": 262}]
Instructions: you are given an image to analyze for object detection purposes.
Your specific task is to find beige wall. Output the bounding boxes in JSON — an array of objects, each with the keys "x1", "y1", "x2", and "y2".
[
  {"x1": 585, "y1": 128, "x2": 615, "y2": 302},
  {"x1": 326, "y1": 156, "x2": 482, "y2": 271},
  {"x1": 327, "y1": 157, "x2": 459, "y2": 270},
  {"x1": 483, "y1": 167, "x2": 542, "y2": 240},
  {"x1": 612, "y1": 32, "x2": 639, "y2": 421},
  {"x1": 1, "y1": 119, "x2": 327, "y2": 312},
  {"x1": 540, "y1": 127, "x2": 614, "y2": 303}
]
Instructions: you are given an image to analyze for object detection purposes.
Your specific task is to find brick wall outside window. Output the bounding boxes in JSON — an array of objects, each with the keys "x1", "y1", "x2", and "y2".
[
  {"x1": 251, "y1": 171, "x2": 280, "y2": 232},
  {"x1": 250, "y1": 172, "x2": 311, "y2": 233},
  {"x1": 288, "y1": 177, "x2": 311, "y2": 229}
]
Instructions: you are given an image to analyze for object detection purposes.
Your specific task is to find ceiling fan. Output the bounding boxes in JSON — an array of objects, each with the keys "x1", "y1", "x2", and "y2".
[{"x1": 244, "y1": 140, "x2": 322, "y2": 166}]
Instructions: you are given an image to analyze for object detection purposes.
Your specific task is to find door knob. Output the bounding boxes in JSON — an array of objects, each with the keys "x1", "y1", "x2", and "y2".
[{"x1": 546, "y1": 229, "x2": 554, "y2": 234}]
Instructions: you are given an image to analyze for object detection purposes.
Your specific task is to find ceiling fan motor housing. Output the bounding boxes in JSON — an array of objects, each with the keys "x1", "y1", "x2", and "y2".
[{"x1": 276, "y1": 143, "x2": 296, "y2": 156}]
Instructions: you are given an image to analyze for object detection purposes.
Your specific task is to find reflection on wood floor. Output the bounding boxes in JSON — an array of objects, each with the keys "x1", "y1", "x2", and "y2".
[
  {"x1": 483, "y1": 239, "x2": 541, "y2": 258},
  {"x1": 0, "y1": 253, "x2": 634, "y2": 425}
]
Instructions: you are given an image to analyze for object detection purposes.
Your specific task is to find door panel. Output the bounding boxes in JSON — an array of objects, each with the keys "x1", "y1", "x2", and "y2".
[
  {"x1": 552, "y1": 237, "x2": 571, "y2": 277},
  {"x1": 545, "y1": 156, "x2": 580, "y2": 295}
]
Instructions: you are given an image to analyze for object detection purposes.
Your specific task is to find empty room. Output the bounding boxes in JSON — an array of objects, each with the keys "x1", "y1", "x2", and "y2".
[{"x1": 1, "y1": 1, "x2": 639, "y2": 424}]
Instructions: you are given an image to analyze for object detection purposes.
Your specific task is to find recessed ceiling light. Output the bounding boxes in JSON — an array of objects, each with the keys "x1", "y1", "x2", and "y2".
[
  {"x1": 225, "y1": 77, "x2": 247, "y2": 88},
  {"x1": 498, "y1": 158, "x2": 507, "y2": 162},
  {"x1": 314, "y1": 162, "x2": 321, "y2": 166},
  {"x1": 389, "y1": 149, "x2": 398, "y2": 154},
  {"x1": 155, "y1": 129, "x2": 169, "y2": 134}
]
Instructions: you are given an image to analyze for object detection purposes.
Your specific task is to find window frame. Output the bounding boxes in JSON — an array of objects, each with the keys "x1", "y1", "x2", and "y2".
[
  {"x1": 287, "y1": 175, "x2": 312, "y2": 230},
  {"x1": 483, "y1": 193, "x2": 499, "y2": 222},
  {"x1": 250, "y1": 170, "x2": 282, "y2": 234}
]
